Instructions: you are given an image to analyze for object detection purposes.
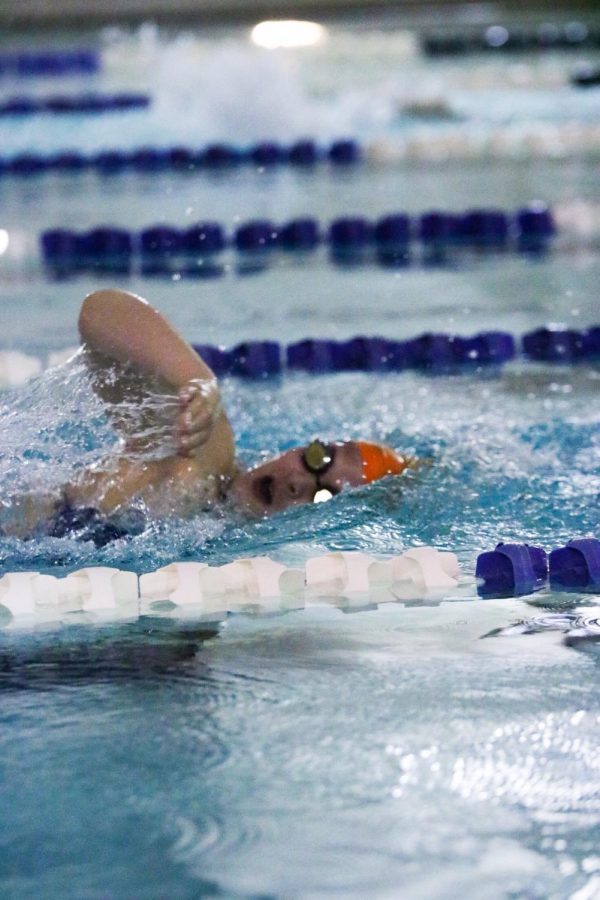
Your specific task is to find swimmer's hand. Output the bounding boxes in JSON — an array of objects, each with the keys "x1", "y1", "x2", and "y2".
[{"x1": 176, "y1": 377, "x2": 222, "y2": 457}]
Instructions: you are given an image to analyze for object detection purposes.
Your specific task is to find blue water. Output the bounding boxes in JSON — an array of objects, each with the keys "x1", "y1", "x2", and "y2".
[
  {"x1": 0, "y1": 14, "x2": 599, "y2": 900},
  {"x1": 1, "y1": 359, "x2": 598, "y2": 575}
]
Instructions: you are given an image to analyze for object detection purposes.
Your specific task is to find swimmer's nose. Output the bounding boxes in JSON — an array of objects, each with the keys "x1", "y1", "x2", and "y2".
[{"x1": 286, "y1": 476, "x2": 316, "y2": 504}]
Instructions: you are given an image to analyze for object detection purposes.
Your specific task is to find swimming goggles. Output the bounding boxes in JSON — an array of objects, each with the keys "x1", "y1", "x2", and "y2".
[{"x1": 302, "y1": 440, "x2": 336, "y2": 501}]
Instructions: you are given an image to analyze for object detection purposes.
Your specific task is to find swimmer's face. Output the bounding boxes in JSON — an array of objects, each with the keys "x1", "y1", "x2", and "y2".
[{"x1": 230, "y1": 440, "x2": 364, "y2": 516}]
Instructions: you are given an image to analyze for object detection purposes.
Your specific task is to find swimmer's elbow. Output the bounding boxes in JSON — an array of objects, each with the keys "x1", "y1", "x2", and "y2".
[
  {"x1": 79, "y1": 290, "x2": 113, "y2": 342},
  {"x1": 79, "y1": 289, "x2": 147, "y2": 344}
]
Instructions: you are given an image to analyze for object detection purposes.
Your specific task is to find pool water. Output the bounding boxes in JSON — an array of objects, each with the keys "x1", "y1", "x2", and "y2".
[{"x1": 0, "y1": 15, "x2": 599, "y2": 900}]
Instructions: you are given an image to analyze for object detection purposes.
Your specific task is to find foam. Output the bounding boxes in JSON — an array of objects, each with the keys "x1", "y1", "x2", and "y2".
[{"x1": 0, "y1": 351, "x2": 42, "y2": 387}]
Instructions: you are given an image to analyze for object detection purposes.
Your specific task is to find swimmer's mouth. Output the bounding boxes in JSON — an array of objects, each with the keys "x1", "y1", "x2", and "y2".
[{"x1": 253, "y1": 474, "x2": 274, "y2": 506}]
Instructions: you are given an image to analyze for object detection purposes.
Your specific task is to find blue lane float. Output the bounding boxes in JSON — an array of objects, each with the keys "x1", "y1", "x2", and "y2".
[
  {"x1": 191, "y1": 344, "x2": 232, "y2": 377},
  {"x1": 328, "y1": 139, "x2": 361, "y2": 164},
  {"x1": 140, "y1": 226, "x2": 182, "y2": 255},
  {"x1": 208, "y1": 327, "x2": 595, "y2": 377},
  {"x1": 279, "y1": 218, "x2": 321, "y2": 251},
  {"x1": 0, "y1": 92, "x2": 149, "y2": 117},
  {"x1": 285, "y1": 333, "x2": 519, "y2": 374},
  {"x1": 192, "y1": 332, "x2": 518, "y2": 378},
  {"x1": 189, "y1": 342, "x2": 282, "y2": 377},
  {"x1": 47, "y1": 151, "x2": 89, "y2": 171},
  {"x1": 549, "y1": 539, "x2": 600, "y2": 590},
  {"x1": 329, "y1": 217, "x2": 373, "y2": 248},
  {"x1": 182, "y1": 222, "x2": 226, "y2": 254},
  {"x1": 92, "y1": 150, "x2": 129, "y2": 173},
  {"x1": 458, "y1": 209, "x2": 509, "y2": 247},
  {"x1": 288, "y1": 140, "x2": 319, "y2": 165},
  {"x1": 0, "y1": 139, "x2": 360, "y2": 177},
  {"x1": 522, "y1": 327, "x2": 600, "y2": 362},
  {"x1": 328, "y1": 217, "x2": 374, "y2": 264},
  {"x1": 0, "y1": 49, "x2": 100, "y2": 77},
  {"x1": 234, "y1": 220, "x2": 279, "y2": 252},
  {"x1": 375, "y1": 215, "x2": 411, "y2": 246},
  {"x1": 180, "y1": 326, "x2": 597, "y2": 378},
  {"x1": 79, "y1": 227, "x2": 133, "y2": 258},
  {"x1": 287, "y1": 338, "x2": 393, "y2": 373},
  {"x1": 476, "y1": 538, "x2": 600, "y2": 597},
  {"x1": 231, "y1": 342, "x2": 282, "y2": 377},
  {"x1": 476, "y1": 543, "x2": 548, "y2": 597},
  {"x1": 250, "y1": 142, "x2": 286, "y2": 165},
  {"x1": 517, "y1": 327, "x2": 599, "y2": 364}
]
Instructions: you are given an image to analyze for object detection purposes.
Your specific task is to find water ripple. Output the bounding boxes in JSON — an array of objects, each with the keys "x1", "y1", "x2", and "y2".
[
  {"x1": 486, "y1": 608, "x2": 600, "y2": 645},
  {"x1": 448, "y1": 712, "x2": 600, "y2": 825}
]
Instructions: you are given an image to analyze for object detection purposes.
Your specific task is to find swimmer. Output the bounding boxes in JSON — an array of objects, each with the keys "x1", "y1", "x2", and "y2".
[{"x1": 3, "y1": 289, "x2": 415, "y2": 540}]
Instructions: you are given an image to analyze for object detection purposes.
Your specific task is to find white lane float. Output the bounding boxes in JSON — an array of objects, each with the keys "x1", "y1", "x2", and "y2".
[
  {"x1": 389, "y1": 547, "x2": 461, "y2": 598},
  {"x1": 0, "y1": 572, "x2": 59, "y2": 616},
  {"x1": 0, "y1": 547, "x2": 464, "y2": 626},
  {"x1": 305, "y1": 548, "x2": 461, "y2": 601},
  {"x1": 62, "y1": 567, "x2": 139, "y2": 611},
  {"x1": 0, "y1": 566, "x2": 139, "y2": 617},
  {"x1": 305, "y1": 551, "x2": 376, "y2": 595},
  {"x1": 140, "y1": 558, "x2": 305, "y2": 617}
]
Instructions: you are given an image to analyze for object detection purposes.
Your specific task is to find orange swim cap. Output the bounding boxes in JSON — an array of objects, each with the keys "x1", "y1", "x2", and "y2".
[{"x1": 356, "y1": 441, "x2": 410, "y2": 483}]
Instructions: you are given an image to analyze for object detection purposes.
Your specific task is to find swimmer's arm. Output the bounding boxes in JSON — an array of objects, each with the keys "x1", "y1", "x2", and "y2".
[
  {"x1": 0, "y1": 492, "x2": 61, "y2": 539},
  {"x1": 79, "y1": 289, "x2": 215, "y2": 387},
  {"x1": 78, "y1": 289, "x2": 234, "y2": 460}
]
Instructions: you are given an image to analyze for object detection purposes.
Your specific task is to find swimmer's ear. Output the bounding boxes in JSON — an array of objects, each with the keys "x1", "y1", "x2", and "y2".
[
  {"x1": 408, "y1": 456, "x2": 430, "y2": 468},
  {"x1": 403, "y1": 457, "x2": 432, "y2": 472}
]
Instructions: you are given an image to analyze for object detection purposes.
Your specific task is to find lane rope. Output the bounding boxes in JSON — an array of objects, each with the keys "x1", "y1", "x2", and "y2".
[
  {"x1": 0, "y1": 48, "x2": 99, "y2": 77},
  {"x1": 0, "y1": 139, "x2": 359, "y2": 175},
  {"x1": 422, "y1": 22, "x2": 599, "y2": 56},
  {"x1": 0, "y1": 92, "x2": 148, "y2": 117},
  {"x1": 1, "y1": 538, "x2": 596, "y2": 624},
  {"x1": 0, "y1": 547, "x2": 465, "y2": 622},
  {"x1": 40, "y1": 205, "x2": 557, "y2": 278},
  {"x1": 1, "y1": 325, "x2": 598, "y2": 388}
]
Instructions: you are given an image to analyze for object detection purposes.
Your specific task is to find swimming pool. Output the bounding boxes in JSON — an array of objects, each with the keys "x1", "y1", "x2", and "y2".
[{"x1": 0, "y1": 14, "x2": 599, "y2": 899}]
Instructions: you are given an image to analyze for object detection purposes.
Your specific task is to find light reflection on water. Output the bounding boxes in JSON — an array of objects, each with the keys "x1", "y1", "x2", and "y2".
[{"x1": 0, "y1": 601, "x2": 598, "y2": 898}]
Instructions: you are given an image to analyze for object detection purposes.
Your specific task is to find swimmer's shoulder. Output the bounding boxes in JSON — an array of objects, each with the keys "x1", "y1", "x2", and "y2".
[
  {"x1": 179, "y1": 410, "x2": 236, "y2": 483},
  {"x1": 65, "y1": 412, "x2": 236, "y2": 516}
]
